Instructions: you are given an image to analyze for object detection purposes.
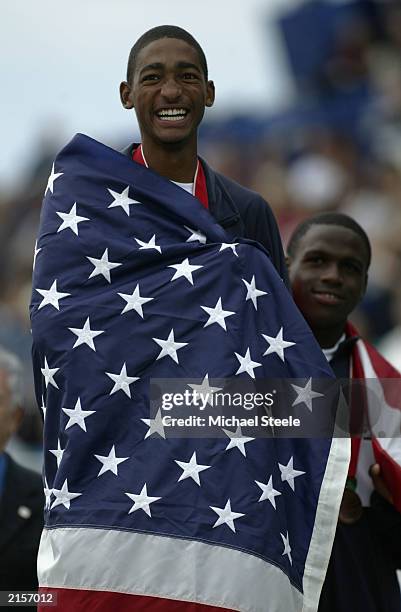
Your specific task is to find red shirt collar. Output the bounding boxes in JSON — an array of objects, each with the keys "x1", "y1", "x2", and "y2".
[{"x1": 132, "y1": 144, "x2": 209, "y2": 209}]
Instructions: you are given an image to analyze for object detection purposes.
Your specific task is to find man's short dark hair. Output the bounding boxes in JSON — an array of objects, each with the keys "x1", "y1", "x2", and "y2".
[
  {"x1": 126, "y1": 25, "x2": 208, "y2": 83},
  {"x1": 287, "y1": 212, "x2": 371, "y2": 268}
]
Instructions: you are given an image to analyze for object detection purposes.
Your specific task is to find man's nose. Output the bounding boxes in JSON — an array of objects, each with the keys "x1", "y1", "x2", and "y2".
[
  {"x1": 160, "y1": 78, "x2": 182, "y2": 100},
  {"x1": 321, "y1": 262, "x2": 342, "y2": 284}
]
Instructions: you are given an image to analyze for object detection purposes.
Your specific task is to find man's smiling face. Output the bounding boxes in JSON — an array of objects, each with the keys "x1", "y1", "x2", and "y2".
[
  {"x1": 288, "y1": 224, "x2": 369, "y2": 339},
  {"x1": 121, "y1": 37, "x2": 215, "y2": 148}
]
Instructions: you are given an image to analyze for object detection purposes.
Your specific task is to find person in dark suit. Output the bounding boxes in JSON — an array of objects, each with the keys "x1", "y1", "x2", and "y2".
[{"x1": 0, "y1": 347, "x2": 44, "y2": 608}]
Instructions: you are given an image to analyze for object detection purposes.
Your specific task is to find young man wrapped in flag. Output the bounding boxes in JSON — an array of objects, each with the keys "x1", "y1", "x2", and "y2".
[{"x1": 30, "y1": 26, "x2": 349, "y2": 612}]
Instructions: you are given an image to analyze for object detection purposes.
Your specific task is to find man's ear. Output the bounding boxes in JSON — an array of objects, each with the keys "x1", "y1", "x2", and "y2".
[
  {"x1": 120, "y1": 81, "x2": 134, "y2": 109},
  {"x1": 206, "y1": 80, "x2": 215, "y2": 108},
  {"x1": 285, "y1": 254, "x2": 291, "y2": 270}
]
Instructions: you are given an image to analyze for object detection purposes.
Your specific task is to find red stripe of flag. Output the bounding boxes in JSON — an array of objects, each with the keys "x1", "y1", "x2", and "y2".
[{"x1": 39, "y1": 588, "x2": 236, "y2": 612}]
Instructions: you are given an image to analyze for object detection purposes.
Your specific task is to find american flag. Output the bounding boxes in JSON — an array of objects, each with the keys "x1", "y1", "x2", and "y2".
[
  {"x1": 30, "y1": 134, "x2": 349, "y2": 612},
  {"x1": 346, "y1": 322, "x2": 401, "y2": 512}
]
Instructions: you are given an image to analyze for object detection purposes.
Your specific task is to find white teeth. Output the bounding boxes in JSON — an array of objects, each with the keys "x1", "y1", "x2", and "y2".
[
  {"x1": 319, "y1": 293, "x2": 340, "y2": 299},
  {"x1": 159, "y1": 115, "x2": 186, "y2": 121},
  {"x1": 157, "y1": 108, "x2": 187, "y2": 118}
]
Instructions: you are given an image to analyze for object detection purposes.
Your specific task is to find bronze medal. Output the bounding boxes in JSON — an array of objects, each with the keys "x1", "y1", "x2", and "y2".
[{"x1": 339, "y1": 487, "x2": 363, "y2": 524}]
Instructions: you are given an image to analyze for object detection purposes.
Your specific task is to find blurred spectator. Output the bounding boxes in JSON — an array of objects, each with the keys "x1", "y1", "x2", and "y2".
[
  {"x1": 287, "y1": 152, "x2": 348, "y2": 211},
  {"x1": 316, "y1": 14, "x2": 373, "y2": 97},
  {"x1": 0, "y1": 347, "x2": 44, "y2": 608}
]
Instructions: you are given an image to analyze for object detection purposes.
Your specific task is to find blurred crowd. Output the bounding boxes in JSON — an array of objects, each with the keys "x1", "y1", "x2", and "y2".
[
  {"x1": 203, "y1": 0, "x2": 401, "y2": 364},
  {"x1": 1, "y1": 0, "x2": 401, "y2": 463}
]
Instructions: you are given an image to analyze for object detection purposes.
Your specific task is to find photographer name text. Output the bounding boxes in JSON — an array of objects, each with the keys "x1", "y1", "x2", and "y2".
[{"x1": 161, "y1": 415, "x2": 301, "y2": 428}]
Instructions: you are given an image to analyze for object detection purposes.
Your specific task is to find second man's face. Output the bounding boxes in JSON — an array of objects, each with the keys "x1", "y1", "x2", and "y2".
[
  {"x1": 288, "y1": 224, "x2": 368, "y2": 334},
  {"x1": 122, "y1": 38, "x2": 215, "y2": 149}
]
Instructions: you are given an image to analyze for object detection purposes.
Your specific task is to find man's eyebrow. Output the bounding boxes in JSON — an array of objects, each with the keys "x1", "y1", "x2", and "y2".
[
  {"x1": 342, "y1": 256, "x2": 364, "y2": 267},
  {"x1": 140, "y1": 62, "x2": 164, "y2": 74},
  {"x1": 303, "y1": 248, "x2": 326, "y2": 256},
  {"x1": 303, "y1": 248, "x2": 364, "y2": 265},
  {"x1": 176, "y1": 61, "x2": 201, "y2": 72},
  {"x1": 139, "y1": 61, "x2": 201, "y2": 75}
]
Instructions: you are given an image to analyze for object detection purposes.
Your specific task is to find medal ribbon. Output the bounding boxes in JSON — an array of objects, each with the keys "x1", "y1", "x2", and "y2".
[
  {"x1": 132, "y1": 144, "x2": 209, "y2": 209},
  {"x1": 347, "y1": 336, "x2": 367, "y2": 482}
]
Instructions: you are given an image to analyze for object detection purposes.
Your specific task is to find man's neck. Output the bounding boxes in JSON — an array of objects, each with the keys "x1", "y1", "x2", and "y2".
[
  {"x1": 140, "y1": 140, "x2": 198, "y2": 183},
  {"x1": 313, "y1": 325, "x2": 346, "y2": 349}
]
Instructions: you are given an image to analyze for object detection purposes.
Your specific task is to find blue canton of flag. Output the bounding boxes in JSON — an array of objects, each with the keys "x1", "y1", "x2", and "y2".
[{"x1": 30, "y1": 134, "x2": 349, "y2": 612}]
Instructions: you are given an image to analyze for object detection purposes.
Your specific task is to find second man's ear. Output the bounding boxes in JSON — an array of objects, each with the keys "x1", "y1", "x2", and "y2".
[
  {"x1": 206, "y1": 80, "x2": 215, "y2": 108},
  {"x1": 120, "y1": 81, "x2": 134, "y2": 109}
]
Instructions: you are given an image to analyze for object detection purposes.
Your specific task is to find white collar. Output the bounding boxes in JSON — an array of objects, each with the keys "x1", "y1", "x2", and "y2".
[{"x1": 322, "y1": 333, "x2": 346, "y2": 362}]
